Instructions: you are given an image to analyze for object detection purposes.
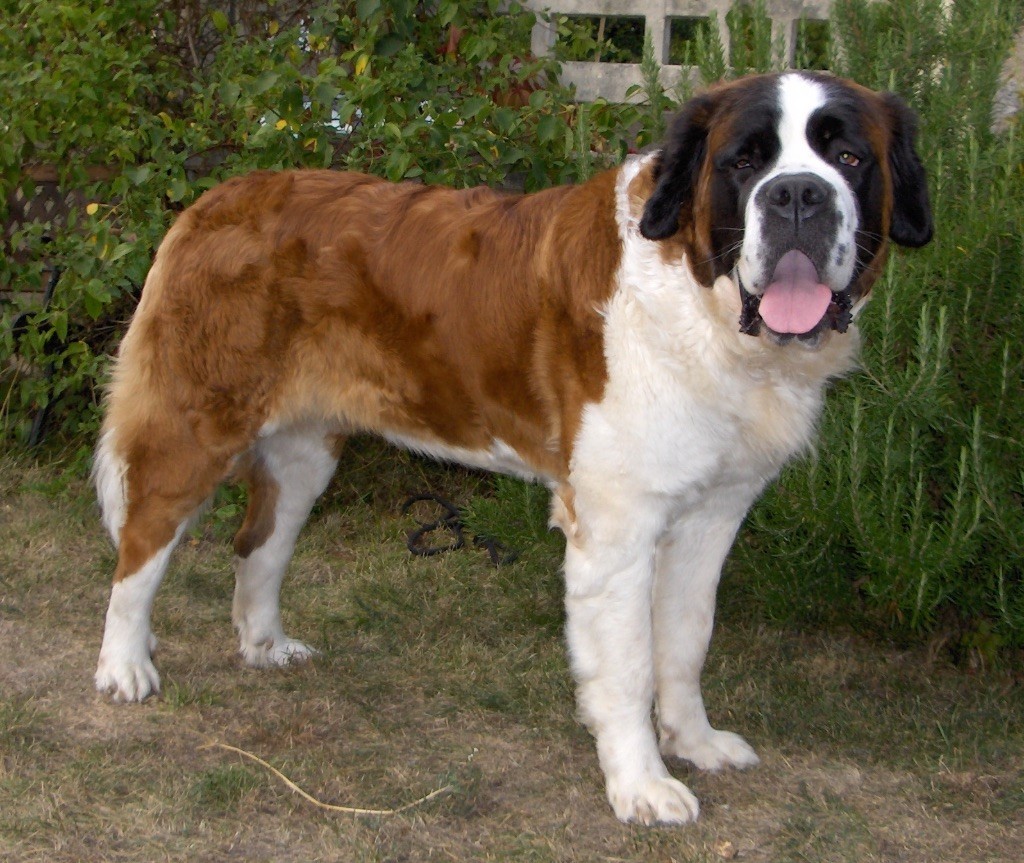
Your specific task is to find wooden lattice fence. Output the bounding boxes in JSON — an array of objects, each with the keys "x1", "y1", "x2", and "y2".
[{"x1": 523, "y1": 0, "x2": 831, "y2": 101}]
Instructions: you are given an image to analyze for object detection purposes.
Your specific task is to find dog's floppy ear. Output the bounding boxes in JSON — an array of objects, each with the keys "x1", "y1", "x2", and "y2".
[
  {"x1": 882, "y1": 93, "x2": 933, "y2": 248},
  {"x1": 639, "y1": 93, "x2": 716, "y2": 241}
]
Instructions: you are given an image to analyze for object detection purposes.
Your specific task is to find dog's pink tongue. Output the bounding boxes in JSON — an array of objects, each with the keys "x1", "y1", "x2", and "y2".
[{"x1": 758, "y1": 250, "x2": 833, "y2": 335}]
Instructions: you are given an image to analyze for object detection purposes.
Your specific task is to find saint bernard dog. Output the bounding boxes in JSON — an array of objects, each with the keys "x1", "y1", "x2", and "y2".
[{"x1": 94, "y1": 71, "x2": 932, "y2": 824}]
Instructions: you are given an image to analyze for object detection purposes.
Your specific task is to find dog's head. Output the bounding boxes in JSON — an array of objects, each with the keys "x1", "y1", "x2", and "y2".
[{"x1": 639, "y1": 72, "x2": 933, "y2": 346}]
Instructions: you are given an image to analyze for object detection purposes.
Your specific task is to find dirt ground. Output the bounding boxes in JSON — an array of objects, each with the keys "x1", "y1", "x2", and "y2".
[{"x1": 1, "y1": 450, "x2": 1021, "y2": 862}]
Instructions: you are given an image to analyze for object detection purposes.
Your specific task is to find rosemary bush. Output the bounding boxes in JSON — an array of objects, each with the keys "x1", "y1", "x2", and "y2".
[{"x1": 725, "y1": 0, "x2": 1024, "y2": 654}]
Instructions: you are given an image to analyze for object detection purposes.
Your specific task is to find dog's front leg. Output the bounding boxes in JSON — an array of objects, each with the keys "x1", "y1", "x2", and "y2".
[
  {"x1": 562, "y1": 507, "x2": 699, "y2": 825},
  {"x1": 652, "y1": 486, "x2": 762, "y2": 772}
]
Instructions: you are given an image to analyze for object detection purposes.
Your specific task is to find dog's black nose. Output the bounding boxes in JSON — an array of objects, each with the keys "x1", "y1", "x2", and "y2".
[{"x1": 763, "y1": 173, "x2": 832, "y2": 224}]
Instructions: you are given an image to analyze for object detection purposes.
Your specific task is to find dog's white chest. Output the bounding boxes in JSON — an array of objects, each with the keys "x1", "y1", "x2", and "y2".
[{"x1": 574, "y1": 345, "x2": 819, "y2": 503}]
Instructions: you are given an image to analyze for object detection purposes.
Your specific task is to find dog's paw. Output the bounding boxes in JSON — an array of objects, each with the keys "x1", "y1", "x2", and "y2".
[
  {"x1": 608, "y1": 774, "x2": 700, "y2": 826},
  {"x1": 95, "y1": 646, "x2": 160, "y2": 702},
  {"x1": 241, "y1": 636, "x2": 317, "y2": 668},
  {"x1": 661, "y1": 728, "x2": 760, "y2": 772}
]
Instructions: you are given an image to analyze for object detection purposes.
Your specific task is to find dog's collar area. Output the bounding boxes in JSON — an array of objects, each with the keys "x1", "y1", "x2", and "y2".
[{"x1": 737, "y1": 276, "x2": 853, "y2": 341}]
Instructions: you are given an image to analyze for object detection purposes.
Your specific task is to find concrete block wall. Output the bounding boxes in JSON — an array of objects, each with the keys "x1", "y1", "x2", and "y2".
[{"x1": 523, "y1": 0, "x2": 831, "y2": 101}]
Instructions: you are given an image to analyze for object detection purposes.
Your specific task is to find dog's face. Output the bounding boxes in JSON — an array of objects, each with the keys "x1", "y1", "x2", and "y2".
[{"x1": 640, "y1": 72, "x2": 933, "y2": 346}]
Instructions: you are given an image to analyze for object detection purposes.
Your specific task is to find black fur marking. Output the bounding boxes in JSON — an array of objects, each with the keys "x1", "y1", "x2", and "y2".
[
  {"x1": 639, "y1": 93, "x2": 716, "y2": 241},
  {"x1": 739, "y1": 285, "x2": 762, "y2": 336},
  {"x1": 881, "y1": 92, "x2": 933, "y2": 247},
  {"x1": 825, "y1": 290, "x2": 853, "y2": 334}
]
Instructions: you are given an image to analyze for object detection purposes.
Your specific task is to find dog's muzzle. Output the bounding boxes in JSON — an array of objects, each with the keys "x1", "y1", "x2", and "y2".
[{"x1": 738, "y1": 174, "x2": 854, "y2": 342}]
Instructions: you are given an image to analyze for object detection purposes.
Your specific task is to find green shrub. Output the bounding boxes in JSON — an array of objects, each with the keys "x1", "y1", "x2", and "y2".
[
  {"x1": 0, "y1": 0, "x2": 644, "y2": 444},
  {"x1": 728, "y1": 0, "x2": 1024, "y2": 653}
]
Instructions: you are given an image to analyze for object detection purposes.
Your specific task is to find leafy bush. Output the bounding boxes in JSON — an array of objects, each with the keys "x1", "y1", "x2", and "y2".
[{"x1": 0, "y1": 0, "x2": 645, "y2": 443}]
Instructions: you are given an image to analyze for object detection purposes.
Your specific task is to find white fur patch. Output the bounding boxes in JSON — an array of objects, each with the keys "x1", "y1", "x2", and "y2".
[
  {"x1": 93, "y1": 428, "x2": 127, "y2": 546},
  {"x1": 382, "y1": 432, "x2": 549, "y2": 483},
  {"x1": 233, "y1": 426, "x2": 338, "y2": 666},
  {"x1": 95, "y1": 522, "x2": 187, "y2": 701}
]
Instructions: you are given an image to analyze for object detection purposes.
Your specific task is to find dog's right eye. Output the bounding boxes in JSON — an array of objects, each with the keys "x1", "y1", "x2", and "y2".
[{"x1": 733, "y1": 157, "x2": 753, "y2": 170}]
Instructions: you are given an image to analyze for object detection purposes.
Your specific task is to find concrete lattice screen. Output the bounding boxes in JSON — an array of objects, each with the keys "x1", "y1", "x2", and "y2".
[{"x1": 522, "y1": 0, "x2": 831, "y2": 101}]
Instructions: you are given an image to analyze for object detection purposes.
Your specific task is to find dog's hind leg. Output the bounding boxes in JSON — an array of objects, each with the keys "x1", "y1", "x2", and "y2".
[
  {"x1": 231, "y1": 425, "x2": 342, "y2": 668},
  {"x1": 94, "y1": 424, "x2": 233, "y2": 702}
]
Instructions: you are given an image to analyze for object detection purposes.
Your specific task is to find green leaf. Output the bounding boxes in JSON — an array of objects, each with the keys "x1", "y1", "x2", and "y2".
[
  {"x1": 124, "y1": 165, "x2": 151, "y2": 185},
  {"x1": 50, "y1": 310, "x2": 68, "y2": 343},
  {"x1": 210, "y1": 10, "x2": 229, "y2": 33},
  {"x1": 312, "y1": 81, "x2": 338, "y2": 110},
  {"x1": 82, "y1": 281, "x2": 110, "y2": 319},
  {"x1": 356, "y1": 0, "x2": 381, "y2": 20},
  {"x1": 167, "y1": 176, "x2": 189, "y2": 203},
  {"x1": 249, "y1": 70, "x2": 279, "y2": 95},
  {"x1": 435, "y1": 110, "x2": 460, "y2": 130},
  {"x1": 214, "y1": 504, "x2": 243, "y2": 520},
  {"x1": 385, "y1": 149, "x2": 413, "y2": 181},
  {"x1": 279, "y1": 83, "x2": 304, "y2": 119},
  {"x1": 492, "y1": 107, "x2": 516, "y2": 134},
  {"x1": 218, "y1": 80, "x2": 241, "y2": 105},
  {"x1": 107, "y1": 243, "x2": 133, "y2": 263},
  {"x1": 460, "y1": 97, "x2": 491, "y2": 119},
  {"x1": 536, "y1": 113, "x2": 560, "y2": 144},
  {"x1": 498, "y1": 147, "x2": 527, "y2": 166},
  {"x1": 438, "y1": 0, "x2": 460, "y2": 26}
]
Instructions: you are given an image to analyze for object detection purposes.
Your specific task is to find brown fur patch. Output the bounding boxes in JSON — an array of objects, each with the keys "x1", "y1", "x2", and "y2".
[
  {"x1": 104, "y1": 168, "x2": 625, "y2": 580},
  {"x1": 232, "y1": 456, "x2": 280, "y2": 559}
]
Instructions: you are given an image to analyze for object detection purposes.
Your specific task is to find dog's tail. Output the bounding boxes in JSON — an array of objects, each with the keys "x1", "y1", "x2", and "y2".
[{"x1": 93, "y1": 426, "x2": 128, "y2": 547}]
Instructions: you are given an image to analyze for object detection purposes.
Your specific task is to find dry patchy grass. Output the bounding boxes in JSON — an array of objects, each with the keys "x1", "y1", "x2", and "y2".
[{"x1": 0, "y1": 443, "x2": 1021, "y2": 862}]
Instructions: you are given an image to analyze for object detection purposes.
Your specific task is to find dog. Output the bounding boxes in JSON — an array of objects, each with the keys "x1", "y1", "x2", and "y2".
[{"x1": 93, "y1": 71, "x2": 932, "y2": 825}]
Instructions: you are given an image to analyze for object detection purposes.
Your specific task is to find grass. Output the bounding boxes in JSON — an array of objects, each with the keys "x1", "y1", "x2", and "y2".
[{"x1": 0, "y1": 441, "x2": 1022, "y2": 862}]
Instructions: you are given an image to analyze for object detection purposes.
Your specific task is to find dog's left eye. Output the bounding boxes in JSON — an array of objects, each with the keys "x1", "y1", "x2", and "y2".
[{"x1": 838, "y1": 151, "x2": 861, "y2": 167}]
